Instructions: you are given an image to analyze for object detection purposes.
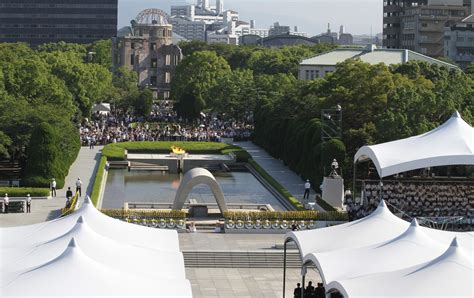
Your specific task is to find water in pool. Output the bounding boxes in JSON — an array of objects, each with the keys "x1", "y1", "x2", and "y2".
[{"x1": 102, "y1": 170, "x2": 286, "y2": 210}]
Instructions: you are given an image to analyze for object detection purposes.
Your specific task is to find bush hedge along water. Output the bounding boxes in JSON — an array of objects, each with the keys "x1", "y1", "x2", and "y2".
[
  {"x1": 0, "y1": 187, "x2": 50, "y2": 197},
  {"x1": 102, "y1": 141, "x2": 250, "y2": 162}
]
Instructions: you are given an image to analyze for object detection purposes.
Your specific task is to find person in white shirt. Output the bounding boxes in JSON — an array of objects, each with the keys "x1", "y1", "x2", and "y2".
[
  {"x1": 76, "y1": 177, "x2": 83, "y2": 197},
  {"x1": 304, "y1": 180, "x2": 311, "y2": 200},
  {"x1": 51, "y1": 178, "x2": 57, "y2": 197},
  {"x1": 26, "y1": 194, "x2": 31, "y2": 213},
  {"x1": 4, "y1": 193, "x2": 9, "y2": 214}
]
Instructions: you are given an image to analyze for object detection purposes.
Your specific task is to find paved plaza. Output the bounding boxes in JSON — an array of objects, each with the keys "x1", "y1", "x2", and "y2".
[
  {"x1": 236, "y1": 142, "x2": 323, "y2": 211},
  {"x1": 0, "y1": 146, "x2": 102, "y2": 227}
]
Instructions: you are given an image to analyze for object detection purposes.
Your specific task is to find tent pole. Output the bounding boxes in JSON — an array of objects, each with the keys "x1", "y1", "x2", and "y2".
[
  {"x1": 353, "y1": 161, "x2": 357, "y2": 204},
  {"x1": 283, "y1": 240, "x2": 287, "y2": 298},
  {"x1": 301, "y1": 269, "x2": 305, "y2": 298}
]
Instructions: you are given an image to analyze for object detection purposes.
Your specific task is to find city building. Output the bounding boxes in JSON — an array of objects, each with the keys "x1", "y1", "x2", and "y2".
[
  {"x1": 0, "y1": 0, "x2": 118, "y2": 46},
  {"x1": 312, "y1": 24, "x2": 354, "y2": 45},
  {"x1": 259, "y1": 34, "x2": 319, "y2": 48},
  {"x1": 298, "y1": 45, "x2": 458, "y2": 80},
  {"x1": 269, "y1": 22, "x2": 307, "y2": 37},
  {"x1": 112, "y1": 9, "x2": 182, "y2": 100},
  {"x1": 169, "y1": 16, "x2": 207, "y2": 41},
  {"x1": 383, "y1": 0, "x2": 471, "y2": 56},
  {"x1": 400, "y1": 3, "x2": 469, "y2": 57},
  {"x1": 444, "y1": 14, "x2": 474, "y2": 67}
]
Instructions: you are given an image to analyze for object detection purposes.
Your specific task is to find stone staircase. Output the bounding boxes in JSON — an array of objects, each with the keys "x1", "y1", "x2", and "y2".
[{"x1": 182, "y1": 250, "x2": 303, "y2": 268}]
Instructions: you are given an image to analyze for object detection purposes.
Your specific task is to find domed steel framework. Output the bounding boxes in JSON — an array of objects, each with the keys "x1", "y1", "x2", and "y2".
[{"x1": 135, "y1": 8, "x2": 169, "y2": 25}]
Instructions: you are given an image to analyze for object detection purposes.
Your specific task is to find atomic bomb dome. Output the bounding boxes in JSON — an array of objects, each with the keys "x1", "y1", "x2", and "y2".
[{"x1": 135, "y1": 9, "x2": 170, "y2": 26}]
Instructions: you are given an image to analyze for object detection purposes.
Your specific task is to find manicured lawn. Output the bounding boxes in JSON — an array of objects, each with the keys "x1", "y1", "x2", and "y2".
[
  {"x1": 0, "y1": 187, "x2": 50, "y2": 197},
  {"x1": 102, "y1": 141, "x2": 250, "y2": 162}
]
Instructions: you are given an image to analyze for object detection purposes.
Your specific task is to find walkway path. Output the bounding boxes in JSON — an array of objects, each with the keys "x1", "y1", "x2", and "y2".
[
  {"x1": 235, "y1": 142, "x2": 324, "y2": 211},
  {"x1": 0, "y1": 146, "x2": 102, "y2": 227}
]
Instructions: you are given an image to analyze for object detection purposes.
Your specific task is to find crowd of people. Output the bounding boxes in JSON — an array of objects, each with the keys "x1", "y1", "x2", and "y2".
[
  {"x1": 294, "y1": 281, "x2": 326, "y2": 298},
  {"x1": 345, "y1": 181, "x2": 474, "y2": 227},
  {"x1": 80, "y1": 105, "x2": 253, "y2": 146}
]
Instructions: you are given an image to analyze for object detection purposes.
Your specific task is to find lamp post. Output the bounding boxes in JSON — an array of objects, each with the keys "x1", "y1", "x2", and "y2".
[{"x1": 320, "y1": 104, "x2": 342, "y2": 142}]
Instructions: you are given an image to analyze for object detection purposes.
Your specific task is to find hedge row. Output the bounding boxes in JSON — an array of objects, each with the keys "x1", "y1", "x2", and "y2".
[
  {"x1": 248, "y1": 159, "x2": 304, "y2": 210},
  {"x1": 102, "y1": 141, "x2": 250, "y2": 162},
  {"x1": 253, "y1": 117, "x2": 346, "y2": 209},
  {"x1": 22, "y1": 122, "x2": 80, "y2": 189},
  {"x1": 101, "y1": 209, "x2": 186, "y2": 220},
  {"x1": 90, "y1": 156, "x2": 107, "y2": 206},
  {"x1": 224, "y1": 210, "x2": 348, "y2": 221},
  {"x1": 0, "y1": 187, "x2": 50, "y2": 197}
]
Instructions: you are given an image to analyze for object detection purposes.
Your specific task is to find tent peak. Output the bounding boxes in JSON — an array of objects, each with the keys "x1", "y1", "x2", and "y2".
[
  {"x1": 378, "y1": 199, "x2": 387, "y2": 208},
  {"x1": 84, "y1": 196, "x2": 91, "y2": 204},
  {"x1": 68, "y1": 238, "x2": 77, "y2": 248},
  {"x1": 450, "y1": 237, "x2": 459, "y2": 248},
  {"x1": 410, "y1": 218, "x2": 419, "y2": 227},
  {"x1": 452, "y1": 111, "x2": 461, "y2": 118},
  {"x1": 76, "y1": 216, "x2": 85, "y2": 224}
]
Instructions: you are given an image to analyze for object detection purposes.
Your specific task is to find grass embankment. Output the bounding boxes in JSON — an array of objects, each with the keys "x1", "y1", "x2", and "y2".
[
  {"x1": 0, "y1": 187, "x2": 50, "y2": 197},
  {"x1": 90, "y1": 156, "x2": 107, "y2": 206},
  {"x1": 102, "y1": 141, "x2": 250, "y2": 162},
  {"x1": 248, "y1": 159, "x2": 305, "y2": 210}
]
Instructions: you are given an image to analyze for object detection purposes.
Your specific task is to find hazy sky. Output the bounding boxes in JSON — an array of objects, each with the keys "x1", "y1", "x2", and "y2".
[{"x1": 118, "y1": 0, "x2": 383, "y2": 36}]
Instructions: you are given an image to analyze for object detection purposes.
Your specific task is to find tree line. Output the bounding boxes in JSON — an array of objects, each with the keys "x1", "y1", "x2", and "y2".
[
  {"x1": 0, "y1": 41, "x2": 149, "y2": 188},
  {"x1": 171, "y1": 41, "x2": 474, "y2": 188}
]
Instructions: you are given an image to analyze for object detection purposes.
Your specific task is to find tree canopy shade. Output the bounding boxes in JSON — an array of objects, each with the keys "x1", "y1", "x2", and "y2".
[
  {"x1": 171, "y1": 50, "x2": 231, "y2": 119},
  {"x1": 0, "y1": 41, "x2": 124, "y2": 187}
]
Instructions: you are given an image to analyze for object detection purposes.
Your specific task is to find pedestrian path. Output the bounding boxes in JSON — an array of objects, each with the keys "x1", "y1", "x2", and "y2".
[
  {"x1": 0, "y1": 146, "x2": 102, "y2": 227},
  {"x1": 235, "y1": 142, "x2": 324, "y2": 211}
]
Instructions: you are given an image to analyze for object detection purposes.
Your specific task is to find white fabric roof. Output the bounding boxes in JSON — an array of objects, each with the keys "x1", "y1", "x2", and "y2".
[
  {"x1": 0, "y1": 197, "x2": 192, "y2": 297},
  {"x1": 286, "y1": 200, "x2": 474, "y2": 297},
  {"x1": 354, "y1": 111, "x2": 474, "y2": 178},
  {"x1": 327, "y1": 238, "x2": 473, "y2": 298}
]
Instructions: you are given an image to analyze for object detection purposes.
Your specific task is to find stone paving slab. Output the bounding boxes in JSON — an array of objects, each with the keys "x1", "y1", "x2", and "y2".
[
  {"x1": 187, "y1": 267, "x2": 321, "y2": 298},
  {"x1": 235, "y1": 142, "x2": 324, "y2": 211},
  {"x1": 179, "y1": 232, "x2": 290, "y2": 251},
  {"x1": 0, "y1": 146, "x2": 102, "y2": 227}
]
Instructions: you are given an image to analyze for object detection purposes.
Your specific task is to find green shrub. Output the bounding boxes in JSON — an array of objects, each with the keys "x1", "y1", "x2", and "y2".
[
  {"x1": 102, "y1": 141, "x2": 249, "y2": 161},
  {"x1": 248, "y1": 159, "x2": 304, "y2": 210},
  {"x1": 101, "y1": 209, "x2": 186, "y2": 220},
  {"x1": 90, "y1": 156, "x2": 107, "y2": 206},
  {"x1": 0, "y1": 187, "x2": 50, "y2": 197},
  {"x1": 22, "y1": 121, "x2": 80, "y2": 189}
]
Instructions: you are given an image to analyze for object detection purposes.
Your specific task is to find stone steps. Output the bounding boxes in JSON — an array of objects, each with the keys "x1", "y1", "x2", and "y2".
[{"x1": 182, "y1": 250, "x2": 303, "y2": 268}]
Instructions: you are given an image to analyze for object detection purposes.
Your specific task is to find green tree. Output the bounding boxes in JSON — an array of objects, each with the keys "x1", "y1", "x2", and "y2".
[
  {"x1": 89, "y1": 39, "x2": 113, "y2": 69},
  {"x1": 133, "y1": 89, "x2": 154, "y2": 117},
  {"x1": 23, "y1": 122, "x2": 63, "y2": 187},
  {"x1": 171, "y1": 51, "x2": 231, "y2": 119}
]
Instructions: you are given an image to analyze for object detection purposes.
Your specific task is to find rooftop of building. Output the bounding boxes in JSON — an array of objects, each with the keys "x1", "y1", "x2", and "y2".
[{"x1": 300, "y1": 45, "x2": 459, "y2": 69}]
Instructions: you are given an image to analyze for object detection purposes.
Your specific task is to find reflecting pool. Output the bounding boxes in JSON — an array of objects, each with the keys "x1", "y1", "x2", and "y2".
[{"x1": 102, "y1": 170, "x2": 286, "y2": 210}]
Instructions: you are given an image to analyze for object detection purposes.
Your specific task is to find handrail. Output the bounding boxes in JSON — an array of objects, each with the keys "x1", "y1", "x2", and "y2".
[{"x1": 61, "y1": 191, "x2": 80, "y2": 216}]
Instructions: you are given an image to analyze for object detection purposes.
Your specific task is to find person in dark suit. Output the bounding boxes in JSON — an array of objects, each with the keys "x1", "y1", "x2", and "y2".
[
  {"x1": 305, "y1": 281, "x2": 315, "y2": 297},
  {"x1": 294, "y1": 283, "x2": 302, "y2": 298},
  {"x1": 315, "y1": 282, "x2": 325, "y2": 298},
  {"x1": 66, "y1": 187, "x2": 73, "y2": 205}
]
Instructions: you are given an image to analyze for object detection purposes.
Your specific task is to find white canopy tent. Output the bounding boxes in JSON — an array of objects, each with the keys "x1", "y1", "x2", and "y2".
[
  {"x1": 354, "y1": 111, "x2": 474, "y2": 178},
  {"x1": 284, "y1": 201, "x2": 474, "y2": 297},
  {"x1": 0, "y1": 197, "x2": 192, "y2": 297}
]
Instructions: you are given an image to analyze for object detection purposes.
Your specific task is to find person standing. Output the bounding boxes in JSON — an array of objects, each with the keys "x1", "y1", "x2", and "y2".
[
  {"x1": 303, "y1": 179, "x2": 311, "y2": 201},
  {"x1": 76, "y1": 178, "x2": 83, "y2": 197},
  {"x1": 26, "y1": 194, "x2": 31, "y2": 213},
  {"x1": 50, "y1": 178, "x2": 57, "y2": 197},
  {"x1": 4, "y1": 193, "x2": 9, "y2": 214},
  {"x1": 293, "y1": 283, "x2": 302, "y2": 298},
  {"x1": 66, "y1": 187, "x2": 73, "y2": 204}
]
